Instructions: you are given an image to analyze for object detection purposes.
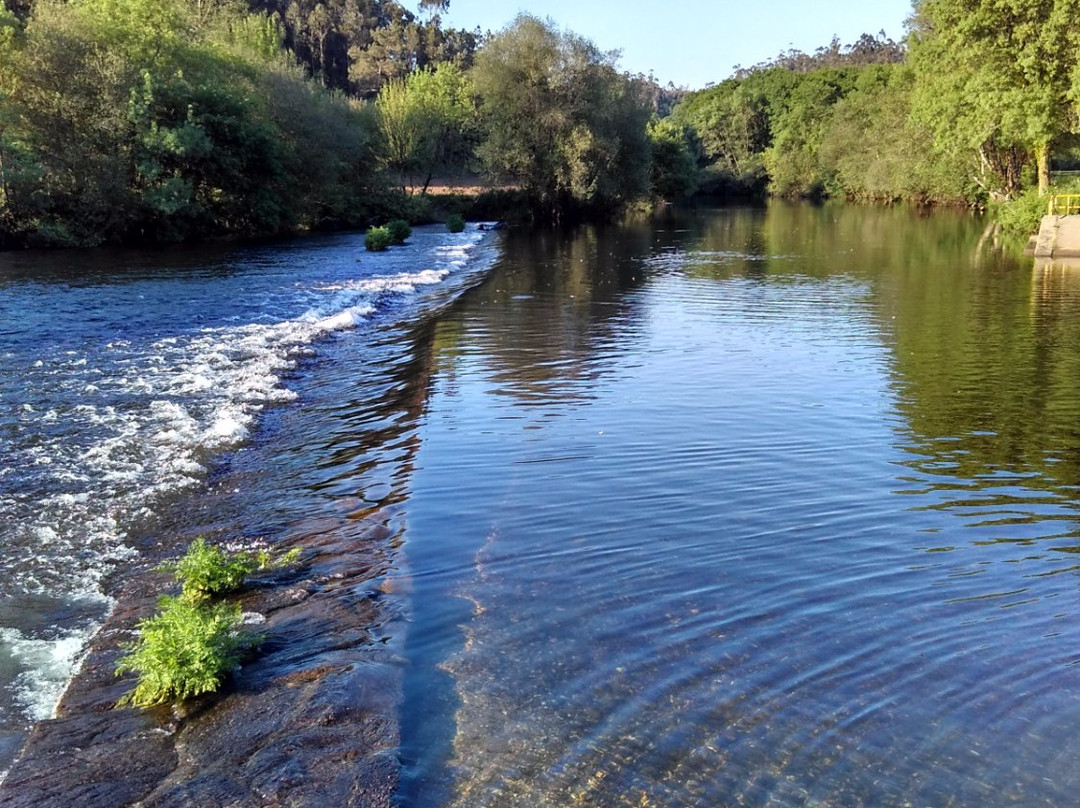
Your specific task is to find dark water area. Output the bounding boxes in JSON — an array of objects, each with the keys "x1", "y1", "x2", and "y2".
[{"x1": 5, "y1": 203, "x2": 1080, "y2": 806}]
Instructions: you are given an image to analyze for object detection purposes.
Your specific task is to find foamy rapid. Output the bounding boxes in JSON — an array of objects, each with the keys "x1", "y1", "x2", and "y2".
[
  {"x1": 0, "y1": 626, "x2": 97, "y2": 721},
  {"x1": 0, "y1": 226, "x2": 493, "y2": 739}
]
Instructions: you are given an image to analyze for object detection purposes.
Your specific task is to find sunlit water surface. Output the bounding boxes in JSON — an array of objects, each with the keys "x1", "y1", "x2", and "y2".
[
  {"x1": 396, "y1": 206, "x2": 1080, "y2": 808},
  {"x1": 5, "y1": 204, "x2": 1080, "y2": 808},
  {"x1": 0, "y1": 225, "x2": 497, "y2": 775}
]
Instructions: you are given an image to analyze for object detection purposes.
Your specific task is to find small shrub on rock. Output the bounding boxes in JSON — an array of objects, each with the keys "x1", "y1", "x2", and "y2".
[
  {"x1": 446, "y1": 213, "x2": 466, "y2": 233},
  {"x1": 115, "y1": 595, "x2": 260, "y2": 707},
  {"x1": 365, "y1": 225, "x2": 392, "y2": 251},
  {"x1": 386, "y1": 219, "x2": 412, "y2": 245},
  {"x1": 117, "y1": 538, "x2": 302, "y2": 707},
  {"x1": 159, "y1": 537, "x2": 301, "y2": 602}
]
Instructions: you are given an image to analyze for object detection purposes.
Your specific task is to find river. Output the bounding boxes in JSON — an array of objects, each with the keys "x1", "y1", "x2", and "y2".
[{"x1": 5, "y1": 204, "x2": 1080, "y2": 806}]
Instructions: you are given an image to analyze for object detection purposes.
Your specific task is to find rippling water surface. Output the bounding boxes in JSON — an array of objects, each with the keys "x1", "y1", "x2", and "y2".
[
  {"x1": 396, "y1": 206, "x2": 1080, "y2": 807},
  {"x1": 6, "y1": 203, "x2": 1080, "y2": 807}
]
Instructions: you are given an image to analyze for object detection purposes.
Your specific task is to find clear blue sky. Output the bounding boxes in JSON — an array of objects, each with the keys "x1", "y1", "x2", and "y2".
[{"x1": 440, "y1": 0, "x2": 916, "y2": 90}]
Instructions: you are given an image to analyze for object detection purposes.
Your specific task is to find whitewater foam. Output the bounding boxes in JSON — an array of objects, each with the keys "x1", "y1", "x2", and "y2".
[
  {"x1": 0, "y1": 224, "x2": 495, "y2": 738},
  {"x1": 0, "y1": 624, "x2": 100, "y2": 721}
]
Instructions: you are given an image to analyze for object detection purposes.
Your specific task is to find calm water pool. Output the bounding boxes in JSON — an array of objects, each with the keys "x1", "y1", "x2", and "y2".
[{"x1": 396, "y1": 205, "x2": 1080, "y2": 807}]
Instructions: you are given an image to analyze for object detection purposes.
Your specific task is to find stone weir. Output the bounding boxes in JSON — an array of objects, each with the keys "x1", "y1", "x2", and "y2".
[
  {"x1": 1031, "y1": 214, "x2": 1080, "y2": 258},
  {"x1": 0, "y1": 508, "x2": 407, "y2": 808}
]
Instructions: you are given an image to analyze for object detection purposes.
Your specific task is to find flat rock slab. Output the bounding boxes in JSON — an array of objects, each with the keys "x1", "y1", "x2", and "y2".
[
  {"x1": 0, "y1": 512, "x2": 406, "y2": 808},
  {"x1": 1033, "y1": 214, "x2": 1080, "y2": 258}
]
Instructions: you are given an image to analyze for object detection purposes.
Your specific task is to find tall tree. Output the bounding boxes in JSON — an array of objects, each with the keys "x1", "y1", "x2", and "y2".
[
  {"x1": 470, "y1": 14, "x2": 652, "y2": 219},
  {"x1": 908, "y1": 0, "x2": 1080, "y2": 197},
  {"x1": 377, "y1": 63, "x2": 476, "y2": 190}
]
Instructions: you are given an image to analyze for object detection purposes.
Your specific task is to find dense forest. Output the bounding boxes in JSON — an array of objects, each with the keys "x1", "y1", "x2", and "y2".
[
  {"x1": 674, "y1": 0, "x2": 1080, "y2": 226},
  {"x1": 0, "y1": 0, "x2": 694, "y2": 246},
  {"x1": 0, "y1": 0, "x2": 1075, "y2": 247}
]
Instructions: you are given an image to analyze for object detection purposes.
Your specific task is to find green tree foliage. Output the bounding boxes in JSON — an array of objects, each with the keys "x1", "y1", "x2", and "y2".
[
  {"x1": 0, "y1": 0, "x2": 381, "y2": 245},
  {"x1": 646, "y1": 117, "x2": 698, "y2": 201},
  {"x1": 818, "y1": 65, "x2": 973, "y2": 202},
  {"x1": 470, "y1": 14, "x2": 652, "y2": 220},
  {"x1": 671, "y1": 36, "x2": 983, "y2": 205},
  {"x1": 734, "y1": 31, "x2": 905, "y2": 76},
  {"x1": 908, "y1": 0, "x2": 1080, "y2": 198},
  {"x1": 376, "y1": 62, "x2": 475, "y2": 191},
  {"x1": 250, "y1": 0, "x2": 479, "y2": 96},
  {"x1": 763, "y1": 67, "x2": 858, "y2": 197}
]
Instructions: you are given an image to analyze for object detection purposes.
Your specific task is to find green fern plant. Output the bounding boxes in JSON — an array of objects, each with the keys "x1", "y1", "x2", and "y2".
[
  {"x1": 158, "y1": 537, "x2": 301, "y2": 602},
  {"x1": 115, "y1": 596, "x2": 260, "y2": 707},
  {"x1": 117, "y1": 538, "x2": 302, "y2": 707}
]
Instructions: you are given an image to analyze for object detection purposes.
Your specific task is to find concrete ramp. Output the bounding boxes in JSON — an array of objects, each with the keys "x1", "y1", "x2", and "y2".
[{"x1": 1033, "y1": 214, "x2": 1080, "y2": 258}]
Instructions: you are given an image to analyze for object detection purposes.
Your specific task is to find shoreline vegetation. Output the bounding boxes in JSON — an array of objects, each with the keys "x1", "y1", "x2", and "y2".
[{"x1": 3, "y1": 1, "x2": 1076, "y2": 251}]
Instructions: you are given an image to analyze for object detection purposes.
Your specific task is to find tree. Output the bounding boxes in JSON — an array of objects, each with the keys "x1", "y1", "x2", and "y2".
[
  {"x1": 377, "y1": 64, "x2": 474, "y2": 190},
  {"x1": 762, "y1": 67, "x2": 857, "y2": 197},
  {"x1": 249, "y1": 0, "x2": 479, "y2": 96},
  {"x1": 908, "y1": 0, "x2": 1080, "y2": 198},
  {"x1": 470, "y1": 14, "x2": 652, "y2": 219},
  {"x1": 0, "y1": 0, "x2": 380, "y2": 246},
  {"x1": 817, "y1": 64, "x2": 973, "y2": 202},
  {"x1": 672, "y1": 73, "x2": 785, "y2": 190},
  {"x1": 646, "y1": 117, "x2": 697, "y2": 201}
]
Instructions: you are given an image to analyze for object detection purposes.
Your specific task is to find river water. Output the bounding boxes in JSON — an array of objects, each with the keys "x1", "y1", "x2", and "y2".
[
  {"x1": 5, "y1": 204, "x2": 1080, "y2": 806},
  {"x1": 0, "y1": 225, "x2": 498, "y2": 774}
]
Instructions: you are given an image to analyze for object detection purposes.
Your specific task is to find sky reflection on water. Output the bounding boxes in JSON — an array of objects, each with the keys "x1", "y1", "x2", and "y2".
[{"x1": 396, "y1": 205, "x2": 1080, "y2": 808}]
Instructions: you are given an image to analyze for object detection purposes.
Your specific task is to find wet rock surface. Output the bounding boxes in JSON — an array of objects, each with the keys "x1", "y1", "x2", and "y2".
[{"x1": 0, "y1": 514, "x2": 405, "y2": 808}]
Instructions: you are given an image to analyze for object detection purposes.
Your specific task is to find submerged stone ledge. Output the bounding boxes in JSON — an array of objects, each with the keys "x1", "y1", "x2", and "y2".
[{"x1": 0, "y1": 514, "x2": 406, "y2": 808}]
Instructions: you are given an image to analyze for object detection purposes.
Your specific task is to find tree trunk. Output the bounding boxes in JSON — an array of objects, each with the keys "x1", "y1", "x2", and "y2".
[{"x1": 1037, "y1": 142, "x2": 1051, "y2": 196}]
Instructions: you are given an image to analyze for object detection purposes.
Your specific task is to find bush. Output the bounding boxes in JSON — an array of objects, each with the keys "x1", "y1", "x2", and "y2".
[
  {"x1": 446, "y1": 213, "x2": 466, "y2": 232},
  {"x1": 994, "y1": 188, "x2": 1049, "y2": 236},
  {"x1": 115, "y1": 596, "x2": 260, "y2": 707},
  {"x1": 159, "y1": 537, "x2": 301, "y2": 602},
  {"x1": 117, "y1": 537, "x2": 302, "y2": 707},
  {"x1": 397, "y1": 193, "x2": 435, "y2": 224},
  {"x1": 386, "y1": 219, "x2": 412, "y2": 244},
  {"x1": 365, "y1": 225, "x2": 392, "y2": 251}
]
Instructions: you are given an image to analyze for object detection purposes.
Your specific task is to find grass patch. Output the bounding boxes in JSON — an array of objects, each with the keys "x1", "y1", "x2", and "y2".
[{"x1": 445, "y1": 213, "x2": 466, "y2": 233}]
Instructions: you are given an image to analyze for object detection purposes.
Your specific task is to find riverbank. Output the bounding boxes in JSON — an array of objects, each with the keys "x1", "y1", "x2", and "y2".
[{"x1": 0, "y1": 495, "x2": 405, "y2": 808}]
